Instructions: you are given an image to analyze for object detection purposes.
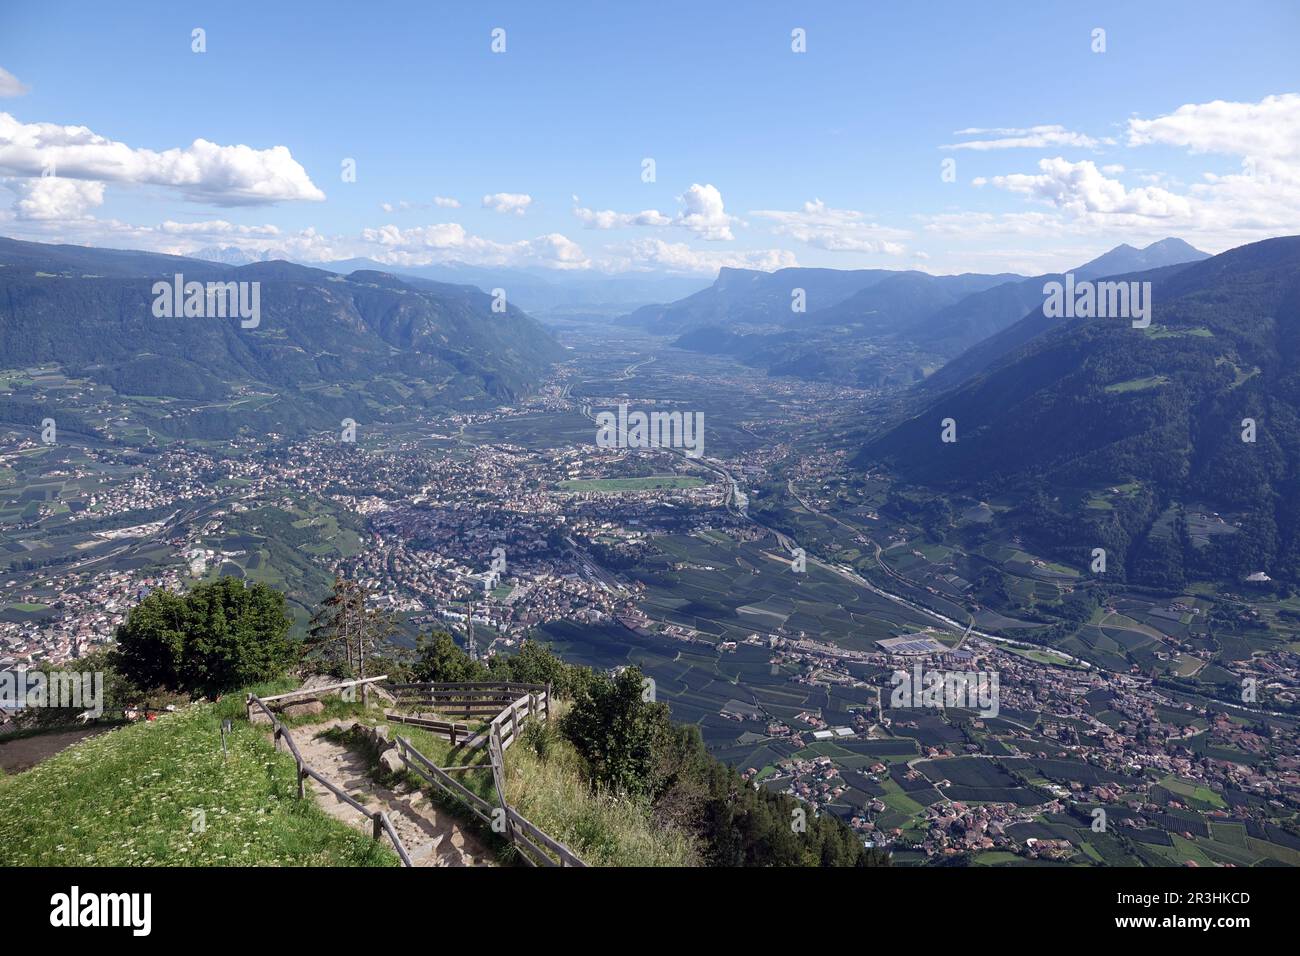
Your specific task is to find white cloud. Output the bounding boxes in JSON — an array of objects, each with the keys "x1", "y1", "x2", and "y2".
[
  {"x1": 571, "y1": 200, "x2": 671, "y2": 229},
  {"x1": 0, "y1": 67, "x2": 29, "y2": 98},
  {"x1": 674, "y1": 183, "x2": 735, "y2": 240},
  {"x1": 943, "y1": 125, "x2": 1103, "y2": 150},
  {"x1": 597, "y1": 238, "x2": 796, "y2": 274},
  {"x1": 0, "y1": 212, "x2": 344, "y2": 261},
  {"x1": 156, "y1": 219, "x2": 281, "y2": 238},
  {"x1": 1127, "y1": 93, "x2": 1300, "y2": 166},
  {"x1": 569, "y1": 186, "x2": 735, "y2": 239},
  {"x1": 1122, "y1": 94, "x2": 1300, "y2": 237},
  {"x1": 0, "y1": 112, "x2": 324, "y2": 206},
  {"x1": 360, "y1": 220, "x2": 589, "y2": 270},
  {"x1": 948, "y1": 94, "x2": 1300, "y2": 256},
  {"x1": 482, "y1": 192, "x2": 532, "y2": 215},
  {"x1": 975, "y1": 157, "x2": 1193, "y2": 218},
  {"x1": 961, "y1": 92, "x2": 1300, "y2": 256},
  {"x1": 384, "y1": 196, "x2": 463, "y2": 213},
  {"x1": 751, "y1": 199, "x2": 909, "y2": 255},
  {"x1": 11, "y1": 176, "x2": 104, "y2": 220},
  {"x1": 525, "y1": 233, "x2": 588, "y2": 269}
]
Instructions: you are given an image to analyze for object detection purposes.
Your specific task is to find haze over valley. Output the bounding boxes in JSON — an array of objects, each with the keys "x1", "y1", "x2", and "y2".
[{"x1": 1, "y1": 1, "x2": 1298, "y2": 888}]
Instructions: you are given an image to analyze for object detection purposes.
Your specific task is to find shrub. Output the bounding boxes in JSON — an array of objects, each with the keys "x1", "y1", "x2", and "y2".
[
  {"x1": 561, "y1": 667, "x2": 672, "y2": 799},
  {"x1": 113, "y1": 577, "x2": 295, "y2": 698}
]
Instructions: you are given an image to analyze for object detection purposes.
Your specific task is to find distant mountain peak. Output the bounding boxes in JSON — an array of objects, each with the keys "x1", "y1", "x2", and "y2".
[
  {"x1": 192, "y1": 245, "x2": 277, "y2": 266},
  {"x1": 1146, "y1": 237, "x2": 1200, "y2": 251},
  {"x1": 1074, "y1": 237, "x2": 1209, "y2": 278}
]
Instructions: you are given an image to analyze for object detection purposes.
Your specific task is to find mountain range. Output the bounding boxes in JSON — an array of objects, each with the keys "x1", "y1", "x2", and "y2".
[
  {"x1": 0, "y1": 237, "x2": 562, "y2": 439},
  {"x1": 861, "y1": 235, "x2": 1300, "y2": 587},
  {"x1": 192, "y1": 248, "x2": 710, "y2": 318},
  {"x1": 631, "y1": 239, "x2": 1210, "y2": 389}
]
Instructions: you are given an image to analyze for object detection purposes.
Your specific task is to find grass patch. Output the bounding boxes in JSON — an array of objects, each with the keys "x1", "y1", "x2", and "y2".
[
  {"x1": 0, "y1": 700, "x2": 397, "y2": 866},
  {"x1": 1000, "y1": 645, "x2": 1087, "y2": 669},
  {"x1": 1143, "y1": 326, "x2": 1213, "y2": 339},
  {"x1": 1159, "y1": 774, "x2": 1226, "y2": 809},
  {"x1": 388, "y1": 703, "x2": 697, "y2": 866},
  {"x1": 500, "y1": 710, "x2": 698, "y2": 866}
]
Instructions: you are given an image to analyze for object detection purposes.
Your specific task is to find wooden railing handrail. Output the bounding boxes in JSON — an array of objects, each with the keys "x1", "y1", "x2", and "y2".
[
  {"x1": 253, "y1": 679, "x2": 570, "y2": 868},
  {"x1": 256, "y1": 675, "x2": 389, "y2": 705},
  {"x1": 386, "y1": 681, "x2": 545, "y2": 691},
  {"x1": 488, "y1": 693, "x2": 533, "y2": 731},
  {"x1": 390, "y1": 683, "x2": 578, "y2": 866},
  {"x1": 395, "y1": 736, "x2": 495, "y2": 821},
  {"x1": 376, "y1": 812, "x2": 413, "y2": 867},
  {"x1": 246, "y1": 691, "x2": 411, "y2": 867}
]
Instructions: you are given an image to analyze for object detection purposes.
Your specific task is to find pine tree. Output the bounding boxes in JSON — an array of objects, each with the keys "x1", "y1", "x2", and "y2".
[
  {"x1": 307, "y1": 578, "x2": 397, "y2": 678},
  {"x1": 308, "y1": 577, "x2": 364, "y2": 675}
]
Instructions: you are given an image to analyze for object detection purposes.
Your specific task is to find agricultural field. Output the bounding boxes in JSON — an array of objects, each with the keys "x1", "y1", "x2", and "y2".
[
  {"x1": 636, "y1": 530, "x2": 934, "y2": 653},
  {"x1": 200, "y1": 495, "x2": 365, "y2": 630},
  {"x1": 557, "y1": 476, "x2": 706, "y2": 493}
]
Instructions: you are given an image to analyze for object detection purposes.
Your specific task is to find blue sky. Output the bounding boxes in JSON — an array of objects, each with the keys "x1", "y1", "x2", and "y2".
[{"x1": 1, "y1": 0, "x2": 1298, "y2": 275}]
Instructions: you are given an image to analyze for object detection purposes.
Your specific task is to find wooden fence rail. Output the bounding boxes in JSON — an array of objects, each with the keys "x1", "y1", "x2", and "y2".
[
  {"x1": 382, "y1": 711, "x2": 474, "y2": 747},
  {"x1": 394, "y1": 730, "x2": 585, "y2": 868},
  {"x1": 248, "y1": 679, "x2": 580, "y2": 868},
  {"x1": 246, "y1": 693, "x2": 412, "y2": 867},
  {"x1": 487, "y1": 689, "x2": 549, "y2": 752},
  {"x1": 386, "y1": 681, "x2": 545, "y2": 691},
  {"x1": 247, "y1": 675, "x2": 390, "y2": 722},
  {"x1": 387, "y1": 679, "x2": 581, "y2": 866},
  {"x1": 394, "y1": 735, "x2": 496, "y2": 825},
  {"x1": 386, "y1": 683, "x2": 549, "y2": 721},
  {"x1": 384, "y1": 680, "x2": 552, "y2": 749},
  {"x1": 257, "y1": 675, "x2": 390, "y2": 705}
]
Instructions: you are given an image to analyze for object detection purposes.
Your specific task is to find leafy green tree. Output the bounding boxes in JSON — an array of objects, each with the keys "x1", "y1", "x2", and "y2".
[
  {"x1": 112, "y1": 588, "x2": 188, "y2": 691},
  {"x1": 562, "y1": 666, "x2": 673, "y2": 798},
  {"x1": 114, "y1": 578, "x2": 294, "y2": 697},
  {"x1": 411, "y1": 631, "x2": 490, "y2": 683},
  {"x1": 487, "y1": 639, "x2": 592, "y2": 698}
]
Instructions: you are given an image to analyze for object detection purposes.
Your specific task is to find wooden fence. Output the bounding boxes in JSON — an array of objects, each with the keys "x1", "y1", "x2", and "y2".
[
  {"x1": 385, "y1": 681, "x2": 551, "y2": 723},
  {"x1": 488, "y1": 688, "x2": 548, "y2": 753},
  {"x1": 382, "y1": 711, "x2": 475, "y2": 747},
  {"x1": 246, "y1": 692, "x2": 412, "y2": 867},
  {"x1": 246, "y1": 674, "x2": 389, "y2": 721},
  {"x1": 388, "y1": 680, "x2": 584, "y2": 867}
]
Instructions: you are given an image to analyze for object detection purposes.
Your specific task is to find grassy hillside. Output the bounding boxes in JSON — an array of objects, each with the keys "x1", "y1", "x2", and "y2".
[
  {"x1": 0, "y1": 692, "x2": 693, "y2": 867},
  {"x1": 0, "y1": 700, "x2": 397, "y2": 867},
  {"x1": 384, "y1": 702, "x2": 697, "y2": 866}
]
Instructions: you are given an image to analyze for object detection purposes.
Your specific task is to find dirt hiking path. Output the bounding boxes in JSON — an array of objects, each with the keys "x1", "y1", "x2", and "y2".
[{"x1": 290, "y1": 719, "x2": 494, "y2": 867}]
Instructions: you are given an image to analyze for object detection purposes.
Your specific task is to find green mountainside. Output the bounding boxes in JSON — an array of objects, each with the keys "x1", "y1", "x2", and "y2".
[
  {"x1": 861, "y1": 235, "x2": 1300, "y2": 586},
  {"x1": 0, "y1": 237, "x2": 563, "y2": 438}
]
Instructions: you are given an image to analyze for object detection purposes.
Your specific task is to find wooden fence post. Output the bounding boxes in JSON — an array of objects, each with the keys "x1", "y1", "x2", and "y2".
[
  {"x1": 488, "y1": 726, "x2": 514, "y2": 845},
  {"x1": 297, "y1": 764, "x2": 306, "y2": 800},
  {"x1": 372, "y1": 812, "x2": 382, "y2": 841},
  {"x1": 545, "y1": 682, "x2": 552, "y2": 722}
]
